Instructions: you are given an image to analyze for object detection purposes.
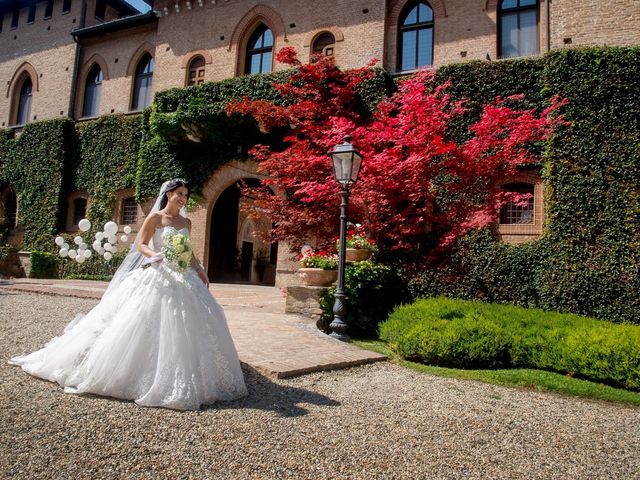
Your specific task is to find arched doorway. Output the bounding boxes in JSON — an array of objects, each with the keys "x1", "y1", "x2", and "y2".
[{"x1": 208, "y1": 178, "x2": 277, "y2": 284}]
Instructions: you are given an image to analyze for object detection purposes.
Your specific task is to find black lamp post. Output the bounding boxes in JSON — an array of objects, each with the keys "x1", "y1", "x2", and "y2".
[{"x1": 328, "y1": 135, "x2": 363, "y2": 342}]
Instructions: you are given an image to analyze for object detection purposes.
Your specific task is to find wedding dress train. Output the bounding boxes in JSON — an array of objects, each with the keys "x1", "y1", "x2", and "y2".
[{"x1": 9, "y1": 226, "x2": 247, "y2": 410}]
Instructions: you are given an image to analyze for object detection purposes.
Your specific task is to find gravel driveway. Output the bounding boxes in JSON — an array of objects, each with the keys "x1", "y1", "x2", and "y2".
[{"x1": 1, "y1": 291, "x2": 639, "y2": 479}]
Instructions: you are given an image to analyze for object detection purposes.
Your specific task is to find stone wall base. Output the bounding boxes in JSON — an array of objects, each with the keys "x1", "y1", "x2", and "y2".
[{"x1": 285, "y1": 285, "x2": 330, "y2": 321}]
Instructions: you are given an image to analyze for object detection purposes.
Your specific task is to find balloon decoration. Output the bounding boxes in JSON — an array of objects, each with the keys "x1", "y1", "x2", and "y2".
[{"x1": 55, "y1": 219, "x2": 133, "y2": 264}]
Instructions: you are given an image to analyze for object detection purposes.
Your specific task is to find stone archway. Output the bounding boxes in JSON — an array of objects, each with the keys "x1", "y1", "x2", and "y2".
[{"x1": 192, "y1": 161, "x2": 276, "y2": 285}]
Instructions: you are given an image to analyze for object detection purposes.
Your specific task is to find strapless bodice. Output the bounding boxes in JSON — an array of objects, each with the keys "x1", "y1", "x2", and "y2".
[{"x1": 151, "y1": 226, "x2": 190, "y2": 253}]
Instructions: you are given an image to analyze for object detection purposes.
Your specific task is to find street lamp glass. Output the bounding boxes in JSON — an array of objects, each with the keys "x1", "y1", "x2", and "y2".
[{"x1": 330, "y1": 136, "x2": 362, "y2": 186}]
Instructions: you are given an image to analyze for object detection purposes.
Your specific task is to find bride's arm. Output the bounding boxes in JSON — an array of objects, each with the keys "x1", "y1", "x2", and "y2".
[
  {"x1": 187, "y1": 219, "x2": 210, "y2": 287},
  {"x1": 137, "y1": 212, "x2": 162, "y2": 258}
]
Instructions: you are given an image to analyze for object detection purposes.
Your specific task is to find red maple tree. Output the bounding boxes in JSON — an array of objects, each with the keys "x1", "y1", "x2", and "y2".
[{"x1": 227, "y1": 48, "x2": 564, "y2": 258}]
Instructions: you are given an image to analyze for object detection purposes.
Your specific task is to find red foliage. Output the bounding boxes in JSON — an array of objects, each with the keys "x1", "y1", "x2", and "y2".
[{"x1": 226, "y1": 50, "x2": 565, "y2": 256}]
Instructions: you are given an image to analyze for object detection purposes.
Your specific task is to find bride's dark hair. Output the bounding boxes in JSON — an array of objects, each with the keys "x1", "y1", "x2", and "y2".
[{"x1": 159, "y1": 178, "x2": 190, "y2": 210}]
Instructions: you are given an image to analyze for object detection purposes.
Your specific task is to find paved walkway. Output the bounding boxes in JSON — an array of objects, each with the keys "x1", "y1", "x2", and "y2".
[{"x1": 0, "y1": 278, "x2": 386, "y2": 378}]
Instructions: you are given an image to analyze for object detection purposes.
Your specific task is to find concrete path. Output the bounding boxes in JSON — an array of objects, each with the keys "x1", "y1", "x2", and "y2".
[{"x1": 0, "y1": 278, "x2": 386, "y2": 378}]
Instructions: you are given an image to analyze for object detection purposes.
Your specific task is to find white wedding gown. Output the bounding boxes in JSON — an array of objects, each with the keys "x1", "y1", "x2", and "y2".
[{"x1": 9, "y1": 226, "x2": 247, "y2": 410}]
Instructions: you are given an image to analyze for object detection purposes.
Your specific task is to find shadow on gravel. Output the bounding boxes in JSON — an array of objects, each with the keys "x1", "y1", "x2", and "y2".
[{"x1": 210, "y1": 366, "x2": 341, "y2": 417}]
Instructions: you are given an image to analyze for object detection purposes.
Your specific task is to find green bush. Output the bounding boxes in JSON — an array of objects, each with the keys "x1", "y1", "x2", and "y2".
[
  {"x1": 319, "y1": 261, "x2": 407, "y2": 338},
  {"x1": 380, "y1": 297, "x2": 640, "y2": 390},
  {"x1": 29, "y1": 251, "x2": 60, "y2": 278}
]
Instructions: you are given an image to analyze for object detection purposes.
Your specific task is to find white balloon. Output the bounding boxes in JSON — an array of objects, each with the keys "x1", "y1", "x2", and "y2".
[
  {"x1": 78, "y1": 219, "x2": 91, "y2": 232},
  {"x1": 92, "y1": 241, "x2": 101, "y2": 251},
  {"x1": 83, "y1": 250, "x2": 92, "y2": 258},
  {"x1": 103, "y1": 243, "x2": 112, "y2": 252},
  {"x1": 62, "y1": 243, "x2": 70, "y2": 250},
  {"x1": 104, "y1": 221, "x2": 118, "y2": 236},
  {"x1": 74, "y1": 236, "x2": 83, "y2": 245},
  {"x1": 107, "y1": 234, "x2": 117, "y2": 244},
  {"x1": 120, "y1": 235, "x2": 128, "y2": 243},
  {"x1": 76, "y1": 254, "x2": 86, "y2": 264},
  {"x1": 123, "y1": 225, "x2": 132, "y2": 234},
  {"x1": 55, "y1": 236, "x2": 64, "y2": 246},
  {"x1": 98, "y1": 247, "x2": 105, "y2": 255},
  {"x1": 104, "y1": 252, "x2": 113, "y2": 261},
  {"x1": 79, "y1": 243, "x2": 87, "y2": 251},
  {"x1": 111, "y1": 245, "x2": 118, "y2": 253},
  {"x1": 68, "y1": 249, "x2": 77, "y2": 259},
  {"x1": 95, "y1": 232, "x2": 104, "y2": 241},
  {"x1": 59, "y1": 248, "x2": 68, "y2": 258}
]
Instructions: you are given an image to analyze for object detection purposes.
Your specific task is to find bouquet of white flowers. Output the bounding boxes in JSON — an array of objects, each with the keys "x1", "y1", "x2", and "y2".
[{"x1": 162, "y1": 230, "x2": 192, "y2": 273}]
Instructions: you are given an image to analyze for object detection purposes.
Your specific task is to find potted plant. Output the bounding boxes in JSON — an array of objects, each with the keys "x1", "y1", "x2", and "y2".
[
  {"x1": 298, "y1": 250, "x2": 338, "y2": 286},
  {"x1": 337, "y1": 225, "x2": 378, "y2": 262}
]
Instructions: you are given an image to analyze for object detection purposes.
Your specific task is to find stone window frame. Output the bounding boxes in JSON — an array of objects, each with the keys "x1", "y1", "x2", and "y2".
[
  {"x1": 303, "y1": 27, "x2": 344, "y2": 63},
  {"x1": 229, "y1": 5, "x2": 286, "y2": 77},
  {"x1": 126, "y1": 43, "x2": 155, "y2": 112},
  {"x1": 397, "y1": 1, "x2": 435, "y2": 72},
  {"x1": 66, "y1": 191, "x2": 91, "y2": 232},
  {"x1": 76, "y1": 55, "x2": 109, "y2": 119},
  {"x1": 497, "y1": 0, "x2": 540, "y2": 59},
  {"x1": 495, "y1": 170, "x2": 544, "y2": 244},
  {"x1": 181, "y1": 50, "x2": 213, "y2": 87},
  {"x1": 6, "y1": 62, "x2": 39, "y2": 127},
  {"x1": 115, "y1": 188, "x2": 142, "y2": 233},
  {"x1": 385, "y1": 0, "x2": 446, "y2": 73}
]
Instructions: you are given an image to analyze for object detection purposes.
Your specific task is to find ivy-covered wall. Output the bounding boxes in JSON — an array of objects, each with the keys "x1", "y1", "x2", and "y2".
[
  {"x1": 412, "y1": 47, "x2": 640, "y2": 323},
  {"x1": 0, "y1": 47, "x2": 638, "y2": 324}
]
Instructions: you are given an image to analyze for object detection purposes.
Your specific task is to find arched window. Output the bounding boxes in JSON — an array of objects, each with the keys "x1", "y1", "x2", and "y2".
[
  {"x1": 245, "y1": 24, "x2": 273, "y2": 75},
  {"x1": 399, "y1": 1, "x2": 434, "y2": 71},
  {"x1": 131, "y1": 53, "x2": 154, "y2": 111},
  {"x1": 121, "y1": 197, "x2": 137, "y2": 225},
  {"x1": 500, "y1": 183, "x2": 534, "y2": 224},
  {"x1": 15, "y1": 75, "x2": 33, "y2": 125},
  {"x1": 73, "y1": 198, "x2": 87, "y2": 226},
  {"x1": 312, "y1": 32, "x2": 336, "y2": 59},
  {"x1": 82, "y1": 64, "x2": 103, "y2": 118},
  {"x1": 187, "y1": 56, "x2": 206, "y2": 86},
  {"x1": 498, "y1": 0, "x2": 539, "y2": 58}
]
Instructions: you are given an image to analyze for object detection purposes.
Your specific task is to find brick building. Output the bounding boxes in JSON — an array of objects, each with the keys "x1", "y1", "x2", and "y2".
[{"x1": 1, "y1": 0, "x2": 639, "y2": 283}]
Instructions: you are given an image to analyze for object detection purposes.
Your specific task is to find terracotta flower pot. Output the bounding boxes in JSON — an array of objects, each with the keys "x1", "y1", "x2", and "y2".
[
  {"x1": 345, "y1": 248, "x2": 372, "y2": 263},
  {"x1": 298, "y1": 268, "x2": 338, "y2": 286}
]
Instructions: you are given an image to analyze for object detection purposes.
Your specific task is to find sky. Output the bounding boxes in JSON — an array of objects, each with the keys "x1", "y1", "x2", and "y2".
[{"x1": 124, "y1": 0, "x2": 152, "y2": 13}]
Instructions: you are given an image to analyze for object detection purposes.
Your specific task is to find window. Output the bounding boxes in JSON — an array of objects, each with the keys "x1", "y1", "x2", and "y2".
[
  {"x1": 399, "y1": 1, "x2": 434, "y2": 71},
  {"x1": 187, "y1": 56, "x2": 205, "y2": 86},
  {"x1": 0, "y1": 14, "x2": 4, "y2": 33},
  {"x1": 95, "y1": 0, "x2": 106, "y2": 21},
  {"x1": 312, "y1": 32, "x2": 336, "y2": 59},
  {"x1": 27, "y1": 4, "x2": 36, "y2": 24},
  {"x1": 62, "y1": 0, "x2": 72, "y2": 14},
  {"x1": 131, "y1": 53, "x2": 153, "y2": 111},
  {"x1": 82, "y1": 64, "x2": 103, "y2": 117},
  {"x1": 1, "y1": 187, "x2": 18, "y2": 229},
  {"x1": 11, "y1": 10, "x2": 19, "y2": 29},
  {"x1": 498, "y1": 0, "x2": 539, "y2": 58},
  {"x1": 245, "y1": 24, "x2": 273, "y2": 75},
  {"x1": 121, "y1": 197, "x2": 137, "y2": 225},
  {"x1": 45, "y1": 0, "x2": 54, "y2": 19},
  {"x1": 500, "y1": 183, "x2": 534, "y2": 224},
  {"x1": 73, "y1": 198, "x2": 87, "y2": 226},
  {"x1": 15, "y1": 76, "x2": 33, "y2": 126}
]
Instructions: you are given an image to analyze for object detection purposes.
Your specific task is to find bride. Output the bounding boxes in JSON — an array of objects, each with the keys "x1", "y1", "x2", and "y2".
[{"x1": 9, "y1": 179, "x2": 247, "y2": 410}]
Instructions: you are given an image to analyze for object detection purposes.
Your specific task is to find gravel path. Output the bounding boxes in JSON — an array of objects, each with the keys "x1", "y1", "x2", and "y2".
[{"x1": 1, "y1": 291, "x2": 639, "y2": 479}]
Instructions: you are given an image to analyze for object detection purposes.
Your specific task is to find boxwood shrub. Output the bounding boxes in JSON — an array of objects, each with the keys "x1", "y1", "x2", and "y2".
[
  {"x1": 29, "y1": 251, "x2": 60, "y2": 279},
  {"x1": 380, "y1": 297, "x2": 640, "y2": 390}
]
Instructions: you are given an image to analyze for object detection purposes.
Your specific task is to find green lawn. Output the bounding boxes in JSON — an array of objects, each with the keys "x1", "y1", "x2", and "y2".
[{"x1": 354, "y1": 339, "x2": 640, "y2": 406}]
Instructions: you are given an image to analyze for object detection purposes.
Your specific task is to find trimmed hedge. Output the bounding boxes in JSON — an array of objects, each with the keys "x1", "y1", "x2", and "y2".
[
  {"x1": 380, "y1": 297, "x2": 640, "y2": 390},
  {"x1": 29, "y1": 251, "x2": 60, "y2": 278}
]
